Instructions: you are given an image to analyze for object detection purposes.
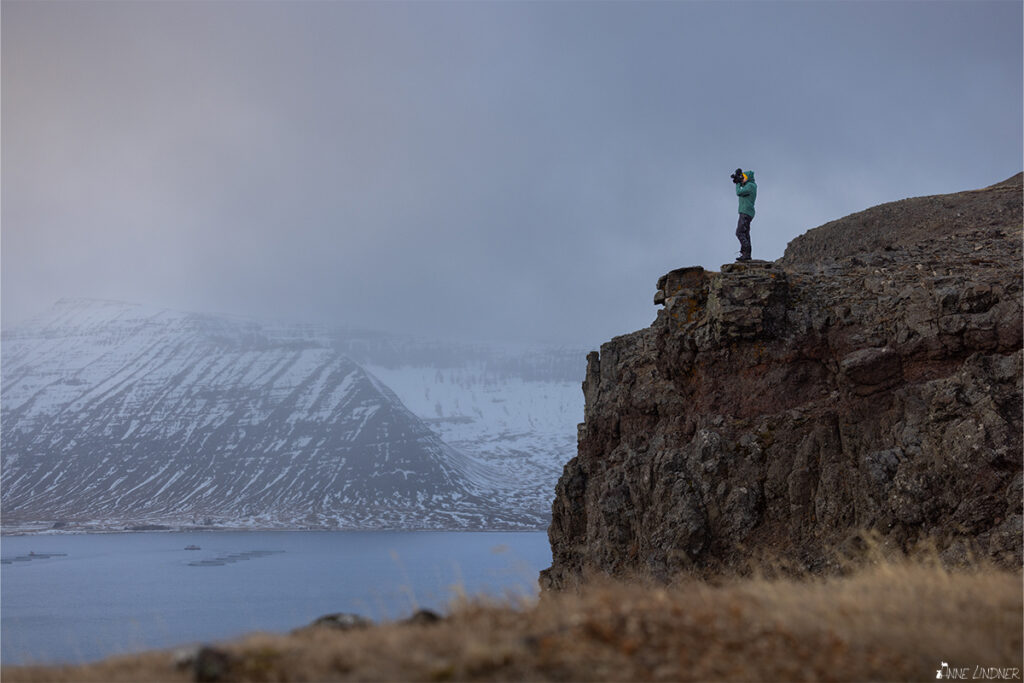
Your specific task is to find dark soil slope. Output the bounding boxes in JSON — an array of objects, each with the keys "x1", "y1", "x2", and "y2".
[{"x1": 781, "y1": 173, "x2": 1022, "y2": 268}]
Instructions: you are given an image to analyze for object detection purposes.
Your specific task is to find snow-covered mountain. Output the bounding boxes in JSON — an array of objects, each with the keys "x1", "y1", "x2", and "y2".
[
  {"x1": 1, "y1": 299, "x2": 581, "y2": 531},
  {"x1": 335, "y1": 338, "x2": 585, "y2": 521}
]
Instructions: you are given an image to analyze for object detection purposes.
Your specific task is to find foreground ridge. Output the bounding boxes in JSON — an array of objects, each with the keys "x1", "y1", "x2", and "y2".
[{"x1": 3, "y1": 561, "x2": 1020, "y2": 682}]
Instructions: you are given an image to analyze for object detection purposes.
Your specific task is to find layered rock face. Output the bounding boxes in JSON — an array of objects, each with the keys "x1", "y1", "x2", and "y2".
[{"x1": 542, "y1": 174, "x2": 1023, "y2": 588}]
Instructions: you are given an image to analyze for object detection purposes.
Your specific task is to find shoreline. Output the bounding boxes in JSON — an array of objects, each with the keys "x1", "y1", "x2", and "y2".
[{"x1": 1, "y1": 525, "x2": 549, "y2": 536}]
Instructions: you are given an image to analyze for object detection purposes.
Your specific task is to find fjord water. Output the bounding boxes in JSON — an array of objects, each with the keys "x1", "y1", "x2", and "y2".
[{"x1": 1, "y1": 530, "x2": 550, "y2": 666}]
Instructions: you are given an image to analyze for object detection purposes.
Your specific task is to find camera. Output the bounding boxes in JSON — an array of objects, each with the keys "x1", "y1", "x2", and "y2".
[{"x1": 730, "y1": 168, "x2": 745, "y2": 184}]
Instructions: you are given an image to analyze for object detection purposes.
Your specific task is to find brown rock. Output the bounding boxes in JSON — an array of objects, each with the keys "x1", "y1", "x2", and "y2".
[
  {"x1": 293, "y1": 612, "x2": 373, "y2": 634},
  {"x1": 402, "y1": 609, "x2": 443, "y2": 625},
  {"x1": 840, "y1": 347, "x2": 902, "y2": 394},
  {"x1": 193, "y1": 646, "x2": 234, "y2": 683}
]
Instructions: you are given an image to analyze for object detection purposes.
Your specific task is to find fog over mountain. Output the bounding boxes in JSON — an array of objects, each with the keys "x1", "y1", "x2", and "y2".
[{"x1": 3, "y1": 2, "x2": 1020, "y2": 346}]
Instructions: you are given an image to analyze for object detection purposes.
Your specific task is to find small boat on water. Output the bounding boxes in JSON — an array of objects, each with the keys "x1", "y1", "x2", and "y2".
[{"x1": 184, "y1": 545, "x2": 201, "y2": 551}]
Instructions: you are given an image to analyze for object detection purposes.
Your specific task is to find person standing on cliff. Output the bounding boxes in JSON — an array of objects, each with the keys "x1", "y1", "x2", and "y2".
[{"x1": 731, "y1": 168, "x2": 757, "y2": 261}]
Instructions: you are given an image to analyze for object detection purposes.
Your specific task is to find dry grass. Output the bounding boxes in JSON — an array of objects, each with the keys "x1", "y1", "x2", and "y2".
[{"x1": 5, "y1": 558, "x2": 1021, "y2": 682}]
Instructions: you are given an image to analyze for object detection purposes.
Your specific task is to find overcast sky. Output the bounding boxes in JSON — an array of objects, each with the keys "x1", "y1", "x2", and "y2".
[{"x1": 3, "y1": 1, "x2": 1021, "y2": 347}]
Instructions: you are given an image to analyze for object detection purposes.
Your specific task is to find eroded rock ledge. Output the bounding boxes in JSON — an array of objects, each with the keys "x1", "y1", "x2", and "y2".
[{"x1": 542, "y1": 174, "x2": 1023, "y2": 589}]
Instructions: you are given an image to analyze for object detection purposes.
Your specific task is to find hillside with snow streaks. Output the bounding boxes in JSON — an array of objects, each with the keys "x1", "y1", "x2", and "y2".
[
  {"x1": 1, "y1": 300, "x2": 540, "y2": 530},
  {"x1": 321, "y1": 329, "x2": 587, "y2": 521},
  {"x1": 364, "y1": 364, "x2": 580, "y2": 518},
  {"x1": 338, "y1": 333, "x2": 584, "y2": 474}
]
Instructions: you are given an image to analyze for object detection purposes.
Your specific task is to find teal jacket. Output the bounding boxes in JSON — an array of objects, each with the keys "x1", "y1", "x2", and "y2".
[{"x1": 735, "y1": 170, "x2": 757, "y2": 217}]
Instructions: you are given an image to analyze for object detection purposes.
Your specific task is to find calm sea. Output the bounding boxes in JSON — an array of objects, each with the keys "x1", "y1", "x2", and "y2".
[{"x1": 0, "y1": 530, "x2": 551, "y2": 666}]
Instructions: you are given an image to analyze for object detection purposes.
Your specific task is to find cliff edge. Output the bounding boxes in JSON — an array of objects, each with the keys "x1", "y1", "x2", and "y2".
[{"x1": 542, "y1": 174, "x2": 1023, "y2": 589}]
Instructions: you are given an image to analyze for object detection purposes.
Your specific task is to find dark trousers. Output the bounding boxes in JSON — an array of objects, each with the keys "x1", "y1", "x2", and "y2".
[{"x1": 736, "y1": 213, "x2": 753, "y2": 258}]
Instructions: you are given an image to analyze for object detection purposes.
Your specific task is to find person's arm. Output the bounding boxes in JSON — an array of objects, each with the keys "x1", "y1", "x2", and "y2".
[{"x1": 736, "y1": 183, "x2": 753, "y2": 196}]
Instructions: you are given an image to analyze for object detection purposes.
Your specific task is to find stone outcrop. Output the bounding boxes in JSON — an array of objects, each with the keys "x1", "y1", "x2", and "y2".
[{"x1": 542, "y1": 174, "x2": 1023, "y2": 589}]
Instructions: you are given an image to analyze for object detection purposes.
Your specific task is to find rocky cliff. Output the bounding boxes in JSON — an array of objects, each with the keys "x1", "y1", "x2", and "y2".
[{"x1": 542, "y1": 174, "x2": 1023, "y2": 588}]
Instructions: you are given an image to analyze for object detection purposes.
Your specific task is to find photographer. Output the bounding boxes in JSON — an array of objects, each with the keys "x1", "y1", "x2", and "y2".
[{"x1": 730, "y1": 168, "x2": 757, "y2": 261}]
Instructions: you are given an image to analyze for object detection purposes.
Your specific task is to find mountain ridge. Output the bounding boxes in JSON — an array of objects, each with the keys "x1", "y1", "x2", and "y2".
[{"x1": 2, "y1": 299, "x2": 574, "y2": 531}]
